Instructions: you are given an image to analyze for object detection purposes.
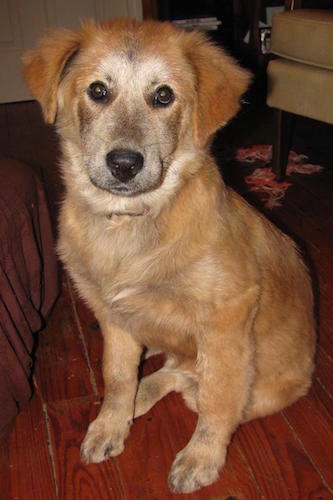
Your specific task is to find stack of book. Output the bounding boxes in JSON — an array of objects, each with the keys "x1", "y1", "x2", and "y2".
[{"x1": 172, "y1": 17, "x2": 221, "y2": 32}]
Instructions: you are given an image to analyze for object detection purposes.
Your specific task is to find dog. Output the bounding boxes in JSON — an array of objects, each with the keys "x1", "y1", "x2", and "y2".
[{"x1": 23, "y1": 18, "x2": 316, "y2": 494}]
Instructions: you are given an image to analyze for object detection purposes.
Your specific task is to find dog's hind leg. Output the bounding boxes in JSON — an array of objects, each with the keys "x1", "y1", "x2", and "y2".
[{"x1": 134, "y1": 368, "x2": 194, "y2": 418}]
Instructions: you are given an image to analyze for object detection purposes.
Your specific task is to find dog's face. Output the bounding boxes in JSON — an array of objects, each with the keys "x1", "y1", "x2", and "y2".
[
  {"x1": 56, "y1": 27, "x2": 196, "y2": 198},
  {"x1": 24, "y1": 19, "x2": 250, "y2": 212}
]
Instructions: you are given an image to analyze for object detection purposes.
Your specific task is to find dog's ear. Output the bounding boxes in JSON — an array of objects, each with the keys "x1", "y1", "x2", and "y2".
[
  {"x1": 184, "y1": 33, "x2": 251, "y2": 148},
  {"x1": 23, "y1": 29, "x2": 81, "y2": 124}
]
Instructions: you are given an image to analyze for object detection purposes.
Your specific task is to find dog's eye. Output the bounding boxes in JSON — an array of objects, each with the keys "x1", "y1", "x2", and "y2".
[
  {"x1": 152, "y1": 86, "x2": 174, "y2": 107},
  {"x1": 88, "y1": 81, "x2": 109, "y2": 102}
]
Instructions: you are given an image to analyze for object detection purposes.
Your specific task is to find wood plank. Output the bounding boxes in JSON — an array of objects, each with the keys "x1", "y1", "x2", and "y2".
[
  {"x1": 287, "y1": 171, "x2": 333, "y2": 218},
  {"x1": 274, "y1": 204, "x2": 333, "y2": 267},
  {"x1": 318, "y1": 315, "x2": 333, "y2": 361},
  {"x1": 316, "y1": 347, "x2": 333, "y2": 396},
  {"x1": 0, "y1": 391, "x2": 56, "y2": 500},
  {"x1": 283, "y1": 381, "x2": 333, "y2": 491},
  {"x1": 73, "y1": 293, "x2": 104, "y2": 396},
  {"x1": 276, "y1": 199, "x2": 333, "y2": 274},
  {"x1": 117, "y1": 397, "x2": 181, "y2": 499},
  {"x1": 46, "y1": 397, "x2": 125, "y2": 499},
  {"x1": 236, "y1": 412, "x2": 332, "y2": 499},
  {"x1": 291, "y1": 171, "x2": 333, "y2": 209},
  {"x1": 116, "y1": 357, "x2": 181, "y2": 498},
  {"x1": 34, "y1": 279, "x2": 96, "y2": 403}
]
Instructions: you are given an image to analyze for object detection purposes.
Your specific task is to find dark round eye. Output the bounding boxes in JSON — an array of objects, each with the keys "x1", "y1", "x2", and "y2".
[
  {"x1": 88, "y1": 81, "x2": 109, "y2": 102},
  {"x1": 152, "y1": 86, "x2": 174, "y2": 107}
]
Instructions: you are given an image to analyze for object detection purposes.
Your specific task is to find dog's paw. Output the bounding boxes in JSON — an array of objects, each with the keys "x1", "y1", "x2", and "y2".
[
  {"x1": 168, "y1": 445, "x2": 224, "y2": 493},
  {"x1": 81, "y1": 417, "x2": 128, "y2": 463}
]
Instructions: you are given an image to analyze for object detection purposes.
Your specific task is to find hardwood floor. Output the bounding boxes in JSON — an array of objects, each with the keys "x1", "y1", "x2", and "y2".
[{"x1": 0, "y1": 101, "x2": 332, "y2": 499}]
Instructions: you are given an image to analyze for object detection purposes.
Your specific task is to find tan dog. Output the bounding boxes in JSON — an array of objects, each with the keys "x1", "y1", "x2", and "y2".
[{"x1": 24, "y1": 19, "x2": 316, "y2": 493}]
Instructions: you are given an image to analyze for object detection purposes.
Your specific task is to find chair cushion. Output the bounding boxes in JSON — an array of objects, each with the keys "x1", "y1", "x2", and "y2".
[
  {"x1": 267, "y1": 58, "x2": 333, "y2": 124},
  {"x1": 270, "y1": 9, "x2": 333, "y2": 70}
]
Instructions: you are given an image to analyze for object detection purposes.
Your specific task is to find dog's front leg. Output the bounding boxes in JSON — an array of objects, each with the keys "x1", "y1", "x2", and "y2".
[
  {"x1": 81, "y1": 317, "x2": 142, "y2": 463},
  {"x1": 168, "y1": 287, "x2": 258, "y2": 493}
]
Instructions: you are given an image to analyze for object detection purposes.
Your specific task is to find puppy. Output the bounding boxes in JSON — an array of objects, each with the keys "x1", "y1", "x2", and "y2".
[{"x1": 24, "y1": 19, "x2": 316, "y2": 493}]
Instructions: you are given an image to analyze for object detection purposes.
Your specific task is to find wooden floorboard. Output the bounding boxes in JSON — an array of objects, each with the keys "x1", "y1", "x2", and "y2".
[
  {"x1": 73, "y1": 294, "x2": 104, "y2": 396},
  {"x1": 116, "y1": 398, "x2": 184, "y2": 499},
  {"x1": 34, "y1": 279, "x2": 96, "y2": 403},
  {"x1": 236, "y1": 414, "x2": 331, "y2": 499},
  {"x1": 283, "y1": 383, "x2": 333, "y2": 491},
  {"x1": 1, "y1": 100, "x2": 332, "y2": 498},
  {"x1": 316, "y1": 346, "x2": 333, "y2": 395},
  {"x1": 0, "y1": 391, "x2": 57, "y2": 500},
  {"x1": 46, "y1": 398, "x2": 125, "y2": 500}
]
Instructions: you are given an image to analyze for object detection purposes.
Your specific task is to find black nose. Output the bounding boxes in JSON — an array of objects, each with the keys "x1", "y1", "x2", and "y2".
[{"x1": 106, "y1": 149, "x2": 144, "y2": 183}]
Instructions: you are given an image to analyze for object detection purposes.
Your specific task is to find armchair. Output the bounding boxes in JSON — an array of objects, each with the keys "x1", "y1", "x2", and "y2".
[{"x1": 266, "y1": 8, "x2": 333, "y2": 179}]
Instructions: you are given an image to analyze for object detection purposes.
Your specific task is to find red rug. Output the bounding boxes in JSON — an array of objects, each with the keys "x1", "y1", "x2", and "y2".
[{"x1": 236, "y1": 144, "x2": 324, "y2": 208}]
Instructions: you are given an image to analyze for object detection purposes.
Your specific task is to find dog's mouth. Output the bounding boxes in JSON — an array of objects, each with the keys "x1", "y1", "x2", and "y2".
[
  {"x1": 89, "y1": 176, "x2": 142, "y2": 196},
  {"x1": 87, "y1": 157, "x2": 167, "y2": 197},
  {"x1": 89, "y1": 172, "x2": 165, "y2": 198},
  {"x1": 110, "y1": 185, "x2": 132, "y2": 195}
]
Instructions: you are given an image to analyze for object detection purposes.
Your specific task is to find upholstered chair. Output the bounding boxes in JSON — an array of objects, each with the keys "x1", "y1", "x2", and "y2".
[{"x1": 266, "y1": 9, "x2": 333, "y2": 179}]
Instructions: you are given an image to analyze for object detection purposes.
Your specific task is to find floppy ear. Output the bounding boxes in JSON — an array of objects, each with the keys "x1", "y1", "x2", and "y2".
[
  {"x1": 23, "y1": 29, "x2": 81, "y2": 124},
  {"x1": 184, "y1": 32, "x2": 251, "y2": 148}
]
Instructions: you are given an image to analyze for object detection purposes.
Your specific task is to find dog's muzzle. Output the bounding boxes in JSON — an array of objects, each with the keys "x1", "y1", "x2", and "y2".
[{"x1": 106, "y1": 149, "x2": 144, "y2": 183}]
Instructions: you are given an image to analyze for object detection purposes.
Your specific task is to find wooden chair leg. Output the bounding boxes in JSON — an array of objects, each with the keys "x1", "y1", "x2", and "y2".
[{"x1": 272, "y1": 109, "x2": 292, "y2": 181}]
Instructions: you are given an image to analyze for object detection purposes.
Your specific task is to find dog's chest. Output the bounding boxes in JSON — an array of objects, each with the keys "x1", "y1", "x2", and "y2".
[{"x1": 60, "y1": 213, "x2": 160, "y2": 296}]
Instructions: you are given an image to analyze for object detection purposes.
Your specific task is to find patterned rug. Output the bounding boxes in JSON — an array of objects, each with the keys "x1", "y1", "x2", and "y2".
[{"x1": 236, "y1": 144, "x2": 324, "y2": 208}]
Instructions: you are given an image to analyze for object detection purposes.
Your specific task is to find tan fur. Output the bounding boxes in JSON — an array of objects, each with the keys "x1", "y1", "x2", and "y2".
[{"x1": 24, "y1": 19, "x2": 316, "y2": 494}]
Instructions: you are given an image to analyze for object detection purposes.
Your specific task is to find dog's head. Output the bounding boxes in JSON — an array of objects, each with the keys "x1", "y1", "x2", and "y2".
[{"x1": 24, "y1": 19, "x2": 250, "y2": 213}]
